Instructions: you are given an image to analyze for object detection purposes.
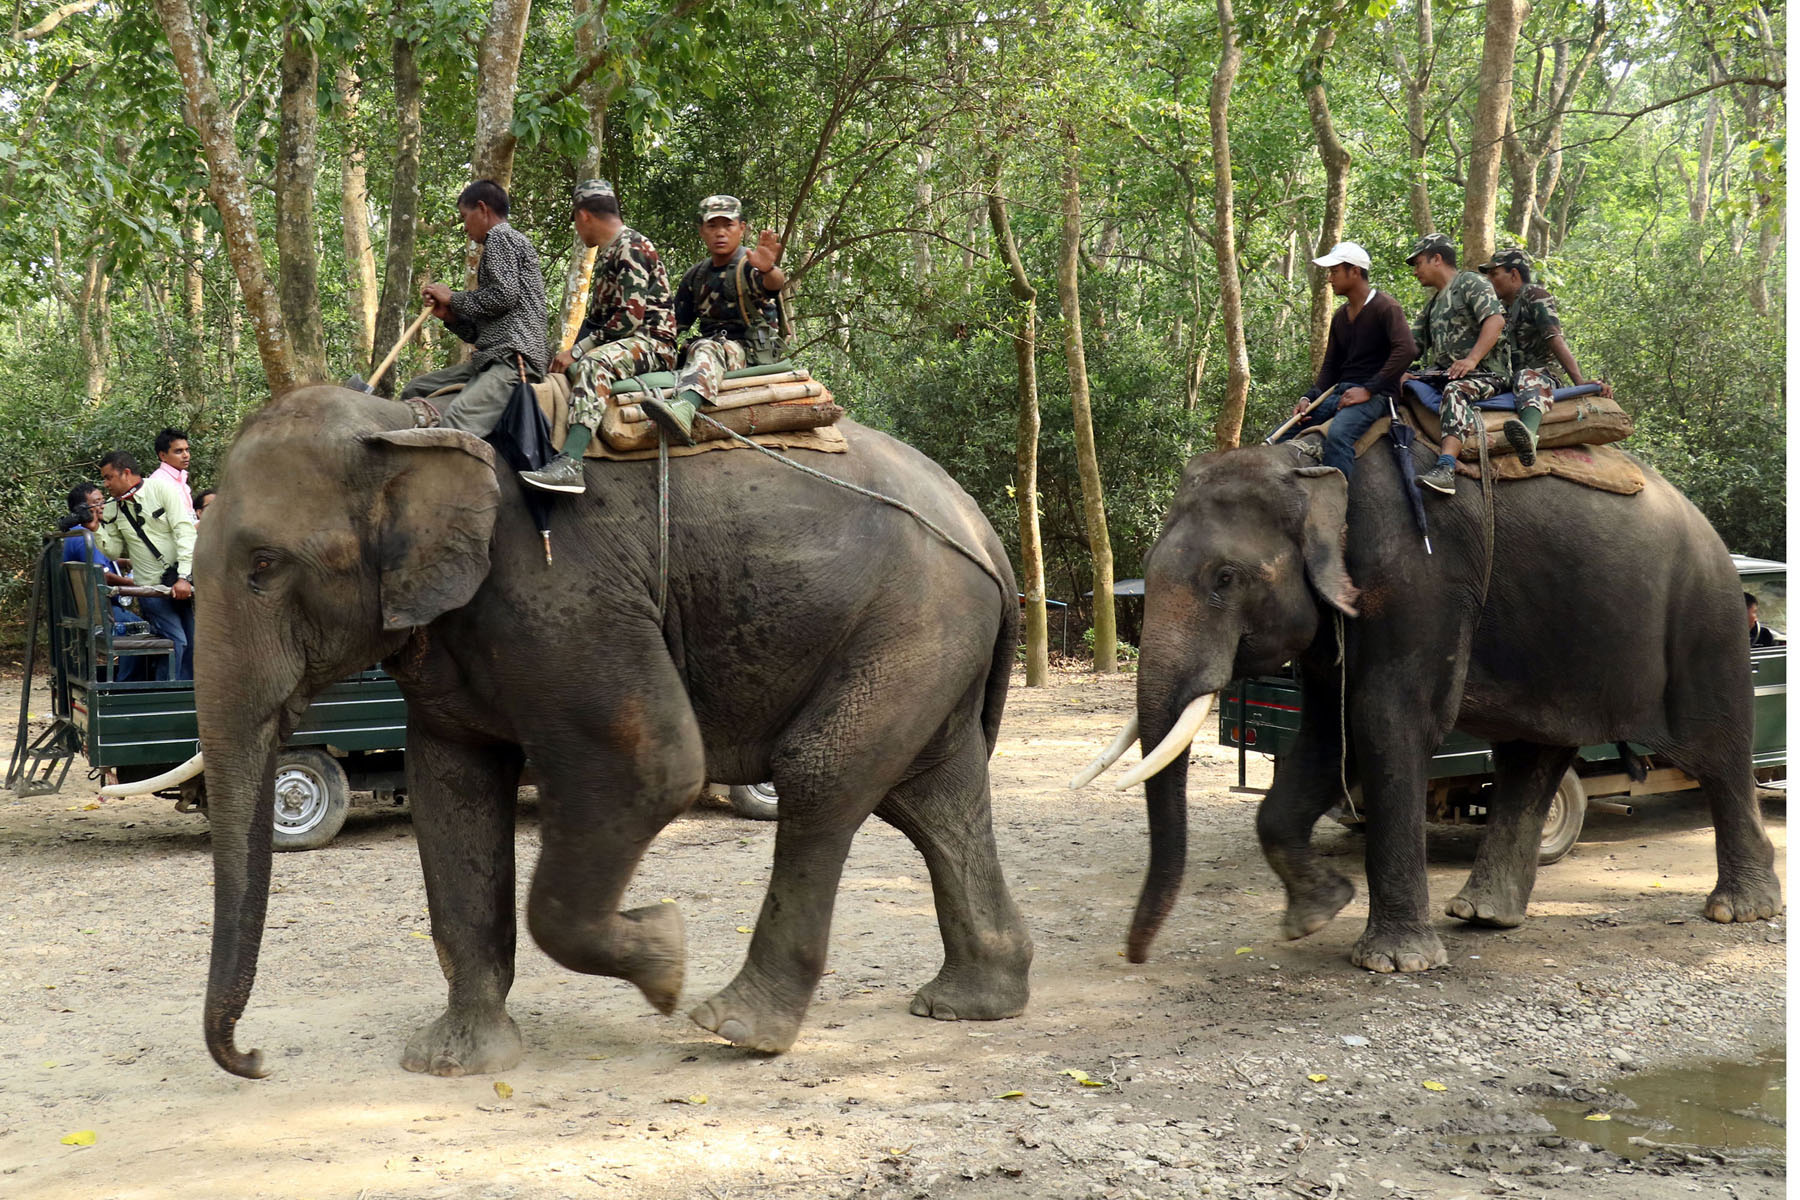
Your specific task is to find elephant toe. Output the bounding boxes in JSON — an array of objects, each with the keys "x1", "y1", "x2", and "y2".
[
  {"x1": 1705, "y1": 876, "x2": 1784, "y2": 924},
  {"x1": 910, "y1": 994, "x2": 958, "y2": 1020},
  {"x1": 1282, "y1": 875, "x2": 1353, "y2": 941},
  {"x1": 401, "y1": 1009, "x2": 522, "y2": 1077},
  {"x1": 1446, "y1": 890, "x2": 1526, "y2": 928},
  {"x1": 909, "y1": 965, "x2": 1029, "y2": 1022},
  {"x1": 1351, "y1": 927, "x2": 1448, "y2": 975},
  {"x1": 689, "y1": 984, "x2": 802, "y2": 1054}
]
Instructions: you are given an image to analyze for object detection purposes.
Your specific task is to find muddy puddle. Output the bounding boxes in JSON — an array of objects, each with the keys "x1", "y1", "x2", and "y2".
[{"x1": 1534, "y1": 1046, "x2": 1786, "y2": 1164}]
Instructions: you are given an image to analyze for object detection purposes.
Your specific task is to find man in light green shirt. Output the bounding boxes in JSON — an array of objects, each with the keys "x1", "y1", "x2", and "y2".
[{"x1": 97, "y1": 449, "x2": 197, "y2": 680}]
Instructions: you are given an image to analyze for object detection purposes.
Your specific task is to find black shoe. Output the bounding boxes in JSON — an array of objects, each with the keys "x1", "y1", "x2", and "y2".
[
  {"x1": 1502, "y1": 418, "x2": 1538, "y2": 466},
  {"x1": 1416, "y1": 460, "x2": 1458, "y2": 495},
  {"x1": 520, "y1": 453, "x2": 587, "y2": 494},
  {"x1": 641, "y1": 393, "x2": 698, "y2": 445}
]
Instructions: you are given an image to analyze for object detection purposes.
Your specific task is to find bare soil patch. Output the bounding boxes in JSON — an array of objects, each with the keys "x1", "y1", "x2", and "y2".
[{"x1": 0, "y1": 666, "x2": 1784, "y2": 1199}]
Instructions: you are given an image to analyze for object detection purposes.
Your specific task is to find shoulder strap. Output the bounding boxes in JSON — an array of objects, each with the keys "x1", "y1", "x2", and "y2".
[
  {"x1": 116, "y1": 494, "x2": 171, "y2": 568},
  {"x1": 733, "y1": 252, "x2": 756, "y2": 333}
]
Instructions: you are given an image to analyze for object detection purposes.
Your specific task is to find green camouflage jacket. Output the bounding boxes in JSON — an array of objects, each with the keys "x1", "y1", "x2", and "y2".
[
  {"x1": 1504, "y1": 284, "x2": 1564, "y2": 378},
  {"x1": 573, "y1": 226, "x2": 677, "y2": 356},
  {"x1": 1412, "y1": 269, "x2": 1510, "y2": 378},
  {"x1": 673, "y1": 246, "x2": 781, "y2": 344}
]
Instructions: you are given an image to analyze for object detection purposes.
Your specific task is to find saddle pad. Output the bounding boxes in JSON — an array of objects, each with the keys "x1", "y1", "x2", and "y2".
[
  {"x1": 1395, "y1": 392, "x2": 1633, "y2": 460},
  {"x1": 1329, "y1": 412, "x2": 1645, "y2": 495},
  {"x1": 1404, "y1": 379, "x2": 1603, "y2": 413}
]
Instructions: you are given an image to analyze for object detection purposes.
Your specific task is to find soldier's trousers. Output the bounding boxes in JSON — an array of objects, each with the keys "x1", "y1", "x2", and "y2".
[
  {"x1": 568, "y1": 334, "x2": 675, "y2": 429},
  {"x1": 401, "y1": 359, "x2": 524, "y2": 438},
  {"x1": 675, "y1": 334, "x2": 748, "y2": 406},
  {"x1": 1510, "y1": 367, "x2": 1558, "y2": 418},
  {"x1": 1436, "y1": 374, "x2": 1508, "y2": 443}
]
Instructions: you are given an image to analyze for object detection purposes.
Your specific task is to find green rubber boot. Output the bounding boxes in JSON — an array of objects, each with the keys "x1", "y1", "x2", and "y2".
[{"x1": 641, "y1": 390, "x2": 699, "y2": 445}]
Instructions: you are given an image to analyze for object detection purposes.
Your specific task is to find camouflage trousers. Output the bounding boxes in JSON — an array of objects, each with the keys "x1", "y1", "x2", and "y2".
[
  {"x1": 1510, "y1": 367, "x2": 1559, "y2": 418},
  {"x1": 676, "y1": 334, "x2": 748, "y2": 406},
  {"x1": 1436, "y1": 374, "x2": 1509, "y2": 443},
  {"x1": 569, "y1": 334, "x2": 675, "y2": 429}
]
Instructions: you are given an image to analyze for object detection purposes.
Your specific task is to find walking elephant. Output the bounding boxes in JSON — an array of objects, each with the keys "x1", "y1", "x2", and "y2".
[
  {"x1": 182, "y1": 386, "x2": 1030, "y2": 1078},
  {"x1": 1080, "y1": 440, "x2": 1780, "y2": 972}
]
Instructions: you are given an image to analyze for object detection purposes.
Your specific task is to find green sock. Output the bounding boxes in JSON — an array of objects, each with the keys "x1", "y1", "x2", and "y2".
[
  {"x1": 1519, "y1": 409, "x2": 1543, "y2": 435},
  {"x1": 562, "y1": 423, "x2": 593, "y2": 459}
]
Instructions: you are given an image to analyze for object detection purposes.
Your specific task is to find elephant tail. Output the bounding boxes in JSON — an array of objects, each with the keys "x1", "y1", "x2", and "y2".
[{"x1": 980, "y1": 564, "x2": 1020, "y2": 758}]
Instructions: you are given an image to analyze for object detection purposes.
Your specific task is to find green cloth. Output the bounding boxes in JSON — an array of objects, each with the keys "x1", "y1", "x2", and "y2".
[
  {"x1": 1411, "y1": 270, "x2": 1511, "y2": 378},
  {"x1": 607, "y1": 360, "x2": 795, "y2": 395},
  {"x1": 97, "y1": 472, "x2": 197, "y2": 578},
  {"x1": 562, "y1": 423, "x2": 594, "y2": 459}
]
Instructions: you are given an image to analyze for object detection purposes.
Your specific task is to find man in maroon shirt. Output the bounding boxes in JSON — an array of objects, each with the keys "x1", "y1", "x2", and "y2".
[{"x1": 1280, "y1": 241, "x2": 1418, "y2": 477}]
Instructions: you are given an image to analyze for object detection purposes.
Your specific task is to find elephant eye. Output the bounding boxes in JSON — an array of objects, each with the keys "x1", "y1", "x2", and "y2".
[
  {"x1": 248, "y1": 550, "x2": 277, "y2": 592},
  {"x1": 1215, "y1": 567, "x2": 1235, "y2": 589}
]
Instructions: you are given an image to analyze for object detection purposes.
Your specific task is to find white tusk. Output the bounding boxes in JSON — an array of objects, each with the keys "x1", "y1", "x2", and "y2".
[
  {"x1": 1069, "y1": 715, "x2": 1141, "y2": 789},
  {"x1": 1113, "y1": 694, "x2": 1215, "y2": 790},
  {"x1": 99, "y1": 752, "x2": 204, "y2": 798}
]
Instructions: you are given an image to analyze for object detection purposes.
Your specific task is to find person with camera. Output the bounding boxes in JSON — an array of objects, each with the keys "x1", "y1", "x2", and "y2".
[
  {"x1": 96, "y1": 449, "x2": 197, "y2": 681},
  {"x1": 649, "y1": 194, "x2": 788, "y2": 443},
  {"x1": 61, "y1": 482, "x2": 150, "y2": 680}
]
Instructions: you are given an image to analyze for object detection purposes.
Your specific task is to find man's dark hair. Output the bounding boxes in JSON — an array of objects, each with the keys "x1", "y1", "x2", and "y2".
[
  {"x1": 1513, "y1": 263, "x2": 1533, "y2": 285},
  {"x1": 67, "y1": 482, "x2": 101, "y2": 513},
  {"x1": 196, "y1": 488, "x2": 217, "y2": 509},
  {"x1": 458, "y1": 179, "x2": 510, "y2": 218},
  {"x1": 155, "y1": 427, "x2": 189, "y2": 455},
  {"x1": 100, "y1": 450, "x2": 141, "y2": 477},
  {"x1": 1425, "y1": 246, "x2": 1457, "y2": 268},
  {"x1": 1355, "y1": 265, "x2": 1369, "y2": 280},
  {"x1": 1746, "y1": 591, "x2": 1759, "y2": 610},
  {"x1": 576, "y1": 191, "x2": 621, "y2": 219}
]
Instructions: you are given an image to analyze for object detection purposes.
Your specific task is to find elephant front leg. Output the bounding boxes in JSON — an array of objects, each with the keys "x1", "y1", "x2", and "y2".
[
  {"x1": 403, "y1": 734, "x2": 525, "y2": 1077},
  {"x1": 1257, "y1": 701, "x2": 1356, "y2": 941},
  {"x1": 1350, "y1": 716, "x2": 1448, "y2": 974},
  {"x1": 1447, "y1": 742, "x2": 1576, "y2": 927}
]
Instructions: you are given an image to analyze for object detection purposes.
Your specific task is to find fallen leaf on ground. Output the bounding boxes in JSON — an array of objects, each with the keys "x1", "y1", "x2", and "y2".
[
  {"x1": 736, "y1": 926, "x2": 753, "y2": 934},
  {"x1": 1307, "y1": 1074, "x2": 1328, "y2": 1083},
  {"x1": 1584, "y1": 1112, "x2": 1611, "y2": 1122},
  {"x1": 60, "y1": 1130, "x2": 96, "y2": 1146},
  {"x1": 493, "y1": 1082, "x2": 513, "y2": 1099},
  {"x1": 1421, "y1": 1080, "x2": 1447, "y2": 1092},
  {"x1": 410, "y1": 931, "x2": 431, "y2": 939},
  {"x1": 1234, "y1": 947, "x2": 1253, "y2": 955},
  {"x1": 996, "y1": 1090, "x2": 1025, "y2": 1099},
  {"x1": 667, "y1": 1094, "x2": 708, "y2": 1105}
]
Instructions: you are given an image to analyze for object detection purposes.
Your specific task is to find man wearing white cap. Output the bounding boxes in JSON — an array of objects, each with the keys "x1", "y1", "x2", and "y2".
[{"x1": 1278, "y1": 241, "x2": 1417, "y2": 477}]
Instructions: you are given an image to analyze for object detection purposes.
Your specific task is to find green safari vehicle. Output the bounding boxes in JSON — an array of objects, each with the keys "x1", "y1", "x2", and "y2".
[
  {"x1": 1218, "y1": 554, "x2": 1786, "y2": 864},
  {"x1": 6, "y1": 535, "x2": 407, "y2": 850}
]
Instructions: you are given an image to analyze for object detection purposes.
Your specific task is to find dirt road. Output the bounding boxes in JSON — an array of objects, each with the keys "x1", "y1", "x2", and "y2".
[{"x1": 0, "y1": 666, "x2": 1784, "y2": 1199}]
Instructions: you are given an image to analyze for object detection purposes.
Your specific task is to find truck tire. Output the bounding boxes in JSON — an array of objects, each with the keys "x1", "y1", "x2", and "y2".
[
  {"x1": 270, "y1": 748, "x2": 351, "y2": 852},
  {"x1": 729, "y1": 782, "x2": 779, "y2": 821},
  {"x1": 1538, "y1": 769, "x2": 1588, "y2": 865}
]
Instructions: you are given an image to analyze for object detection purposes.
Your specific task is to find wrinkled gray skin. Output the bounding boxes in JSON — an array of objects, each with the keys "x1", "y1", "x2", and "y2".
[
  {"x1": 1128, "y1": 440, "x2": 1781, "y2": 973},
  {"x1": 193, "y1": 386, "x2": 1029, "y2": 1079}
]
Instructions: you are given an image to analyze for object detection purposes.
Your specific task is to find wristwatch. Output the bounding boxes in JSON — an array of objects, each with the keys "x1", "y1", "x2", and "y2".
[{"x1": 568, "y1": 342, "x2": 587, "y2": 362}]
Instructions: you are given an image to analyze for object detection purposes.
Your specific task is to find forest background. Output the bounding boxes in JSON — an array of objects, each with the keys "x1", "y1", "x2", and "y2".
[{"x1": 0, "y1": 0, "x2": 1784, "y2": 675}]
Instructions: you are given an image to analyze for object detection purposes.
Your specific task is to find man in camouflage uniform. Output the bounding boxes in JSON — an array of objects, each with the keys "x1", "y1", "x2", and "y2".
[
  {"x1": 1403, "y1": 232, "x2": 1510, "y2": 495},
  {"x1": 647, "y1": 194, "x2": 787, "y2": 443},
  {"x1": 521, "y1": 180, "x2": 678, "y2": 494},
  {"x1": 402, "y1": 180, "x2": 549, "y2": 437},
  {"x1": 1477, "y1": 247, "x2": 1611, "y2": 467}
]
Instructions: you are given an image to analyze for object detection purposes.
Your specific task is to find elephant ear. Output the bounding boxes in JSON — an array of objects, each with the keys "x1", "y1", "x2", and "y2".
[
  {"x1": 1294, "y1": 465, "x2": 1359, "y2": 617},
  {"x1": 360, "y1": 428, "x2": 500, "y2": 630}
]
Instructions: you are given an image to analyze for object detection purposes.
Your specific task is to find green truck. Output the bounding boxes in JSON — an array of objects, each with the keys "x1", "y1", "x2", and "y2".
[{"x1": 1218, "y1": 555, "x2": 1786, "y2": 863}]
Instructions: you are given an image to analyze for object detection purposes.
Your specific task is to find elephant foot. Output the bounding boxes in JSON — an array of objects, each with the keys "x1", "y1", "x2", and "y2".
[
  {"x1": 1446, "y1": 882, "x2": 1529, "y2": 928},
  {"x1": 689, "y1": 974, "x2": 806, "y2": 1054},
  {"x1": 909, "y1": 951, "x2": 1032, "y2": 1022},
  {"x1": 1704, "y1": 871, "x2": 1784, "y2": 923},
  {"x1": 401, "y1": 1007, "x2": 523, "y2": 1077},
  {"x1": 618, "y1": 903, "x2": 687, "y2": 1015},
  {"x1": 1350, "y1": 925, "x2": 1449, "y2": 974},
  {"x1": 1281, "y1": 873, "x2": 1355, "y2": 940}
]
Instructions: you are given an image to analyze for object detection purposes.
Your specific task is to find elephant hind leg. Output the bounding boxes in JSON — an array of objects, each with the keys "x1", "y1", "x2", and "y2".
[
  {"x1": 876, "y1": 725, "x2": 1032, "y2": 1023},
  {"x1": 1692, "y1": 762, "x2": 1782, "y2": 923},
  {"x1": 1447, "y1": 741, "x2": 1577, "y2": 928}
]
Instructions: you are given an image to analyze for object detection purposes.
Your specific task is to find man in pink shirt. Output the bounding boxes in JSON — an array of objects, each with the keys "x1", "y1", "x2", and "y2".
[{"x1": 150, "y1": 427, "x2": 194, "y2": 517}]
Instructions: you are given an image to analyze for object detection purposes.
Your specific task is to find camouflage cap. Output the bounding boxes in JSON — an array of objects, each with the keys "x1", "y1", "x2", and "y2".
[
  {"x1": 573, "y1": 178, "x2": 615, "y2": 203},
  {"x1": 1478, "y1": 247, "x2": 1532, "y2": 274},
  {"x1": 698, "y1": 194, "x2": 742, "y2": 221},
  {"x1": 1405, "y1": 231, "x2": 1456, "y2": 263}
]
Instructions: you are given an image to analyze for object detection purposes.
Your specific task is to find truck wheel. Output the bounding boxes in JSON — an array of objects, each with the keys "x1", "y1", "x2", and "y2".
[
  {"x1": 729, "y1": 782, "x2": 779, "y2": 821},
  {"x1": 270, "y1": 748, "x2": 350, "y2": 851},
  {"x1": 1538, "y1": 770, "x2": 1588, "y2": 865}
]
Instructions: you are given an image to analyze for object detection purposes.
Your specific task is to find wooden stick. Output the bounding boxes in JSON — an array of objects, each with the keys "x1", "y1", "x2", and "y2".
[
  {"x1": 366, "y1": 307, "x2": 432, "y2": 391},
  {"x1": 1264, "y1": 393, "x2": 1330, "y2": 445}
]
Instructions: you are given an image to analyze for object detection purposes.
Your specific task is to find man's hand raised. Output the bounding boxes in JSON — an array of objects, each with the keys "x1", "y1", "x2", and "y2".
[{"x1": 746, "y1": 229, "x2": 784, "y2": 273}]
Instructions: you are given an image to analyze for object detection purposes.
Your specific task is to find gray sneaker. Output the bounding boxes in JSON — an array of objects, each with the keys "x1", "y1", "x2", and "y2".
[
  {"x1": 1501, "y1": 418, "x2": 1538, "y2": 466},
  {"x1": 520, "y1": 453, "x2": 586, "y2": 495},
  {"x1": 1416, "y1": 460, "x2": 1458, "y2": 495}
]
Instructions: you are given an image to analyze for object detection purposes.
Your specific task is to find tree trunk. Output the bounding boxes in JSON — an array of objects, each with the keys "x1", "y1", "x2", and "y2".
[
  {"x1": 1057, "y1": 124, "x2": 1116, "y2": 675},
  {"x1": 464, "y1": 0, "x2": 534, "y2": 302},
  {"x1": 1393, "y1": 0, "x2": 1436, "y2": 235},
  {"x1": 275, "y1": 23, "x2": 327, "y2": 383},
  {"x1": 556, "y1": 0, "x2": 611, "y2": 352},
  {"x1": 1461, "y1": 0, "x2": 1526, "y2": 267},
  {"x1": 152, "y1": 0, "x2": 299, "y2": 396},
  {"x1": 373, "y1": 22, "x2": 423, "y2": 385},
  {"x1": 183, "y1": 215, "x2": 204, "y2": 325},
  {"x1": 1303, "y1": 1, "x2": 1350, "y2": 376},
  {"x1": 76, "y1": 252, "x2": 109, "y2": 403},
  {"x1": 1209, "y1": 0, "x2": 1251, "y2": 451},
  {"x1": 987, "y1": 154, "x2": 1048, "y2": 686},
  {"x1": 1689, "y1": 63, "x2": 1721, "y2": 225},
  {"x1": 339, "y1": 64, "x2": 378, "y2": 367},
  {"x1": 912, "y1": 143, "x2": 935, "y2": 285}
]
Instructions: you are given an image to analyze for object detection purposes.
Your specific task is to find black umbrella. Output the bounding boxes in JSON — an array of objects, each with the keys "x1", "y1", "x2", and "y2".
[
  {"x1": 1387, "y1": 397, "x2": 1432, "y2": 555},
  {"x1": 485, "y1": 357, "x2": 558, "y2": 564}
]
